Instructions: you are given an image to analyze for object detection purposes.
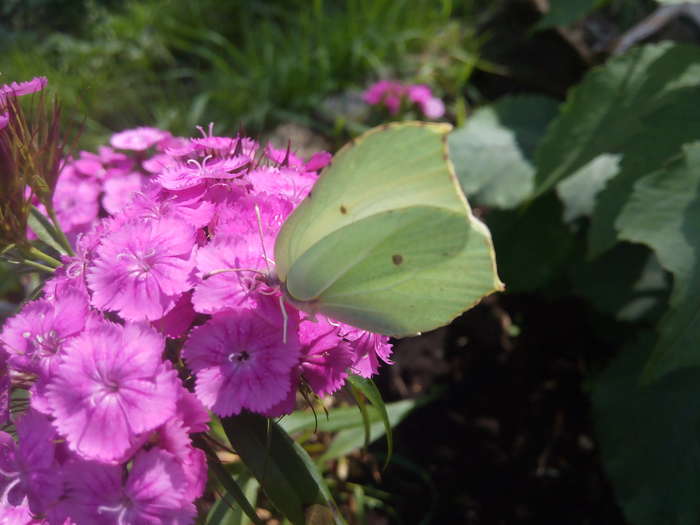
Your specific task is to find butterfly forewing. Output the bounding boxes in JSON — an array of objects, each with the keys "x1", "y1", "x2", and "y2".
[{"x1": 274, "y1": 122, "x2": 467, "y2": 281}]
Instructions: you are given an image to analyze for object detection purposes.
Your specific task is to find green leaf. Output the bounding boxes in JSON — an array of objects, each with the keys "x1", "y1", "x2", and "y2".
[
  {"x1": 206, "y1": 469, "x2": 260, "y2": 525},
  {"x1": 319, "y1": 398, "x2": 420, "y2": 464},
  {"x1": 569, "y1": 242, "x2": 670, "y2": 322},
  {"x1": 27, "y1": 206, "x2": 68, "y2": 256},
  {"x1": 221, "y1": 412, "x2": 346, "y2": 525},
  {"x1": 347, "y1": 382, "x2": 371, "y2": 451},
  {"x1": 345, "y1": 374, "x2": 392, "y2": 468},
  {"x1": 534, "y1": 42, "x2": 700, "y2": 200},
  {"x1": 615, "y1": 143, "x2": 700, "y2": 379},
  {"x1": 593, "y1": 335, "x2": 700, "y2": 525},
  {"x1": 448, "y1": 95, "x2": 559, "y2": 209},
  {"x1": 557, "y1": 154, "x2": 620, "y2": 223},
  {"x1": 534, "y1": 0, "x2": 606, "y2": 29},
  {"x1": 486, "y1": 193, "x2": 576, "y2": 293},
  {"x1": 195, "y1": 436, "x2": 263, "y2": 525},
  {"x1": 279, "y1": 398, "x2": 423, "y2": 436}
]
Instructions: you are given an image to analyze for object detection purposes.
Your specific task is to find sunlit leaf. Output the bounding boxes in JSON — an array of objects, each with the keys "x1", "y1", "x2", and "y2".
[{"x1": 221, "y1": 412, "x2": 346, "y2": 525}]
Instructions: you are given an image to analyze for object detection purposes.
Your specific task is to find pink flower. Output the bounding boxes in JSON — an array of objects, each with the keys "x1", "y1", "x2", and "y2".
[
  {"x1": 0, "y1": 291, "x2": 88, "y2": 381},
  {"x1": 52, "y1": 167, "x2": 101, "y2": 235},
  {"x1": 193, "y1": 233, "x2": 274, "y2": 314},
  {"x1": 298, "y1": 319, "x2": 355, "y2": 396},
  {"x1": 87, "y1": 217, "x2": 196, "y2": 321},
  {"x1": 183, "y1": 301, "x2": 301, "y2": 416},
  {"x1": 102, "y1": 172, "x2": 145, "y2": 215},
  {"x1": 110, "y1": 126, "x2": 171, "y2": 151},
  {"x1": 0, "y1": 77, "x2": 47, "y2": 102},
  {"x1": 46, "y1": 320, "x2": 179, "y2": 462},
  {"x1": 62, "y1": 448, "x2": 196, "y2": 524},
  {"x1": 124, "y1": 183, "x2": 216, "y2": 229},
  {"x1": 420, "y1": 97, "x2": 445, "y2": 119},
  {"x1": 342, "y1": 325, "x2": 393, "y2": 378},
  {"x1": 152, "y1": 291, "x2": 196, "y2": 338},
  {"x1": 0, "y1": 411, "x2": 63, "y2": 515},
  {"x1": 156, "y1": 155, "x2": 250, "y2": 191},
  {"x1": 305, "y1": 151, "x2": 332, "y2": 172}
]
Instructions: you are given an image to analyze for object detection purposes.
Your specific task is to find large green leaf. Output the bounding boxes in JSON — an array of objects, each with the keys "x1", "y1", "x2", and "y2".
[
  {"x1": 593, "y1": 335, "x2": 700, "y2": 525},
  {"x1": 534, "y1": 0, "x2": 606, "y2": 29},
  {"x1": 221, "y1": 412, "x2": 346, "y2": 525},
  {"x1": 615, "y1": 143, "x2": 700, "y2": 378},
  {"x1": 533, "y1": 42, "x2": 700, "y2": 203},
  {"x1": 448, "y1": 95, "x2": 559, "y2": 209},
  {"x1": 557, "y1": 154, "x2": 620, "y2": 223},
  {"x1": 486, "y1": 193, "x2": 576, "y2": 293}
]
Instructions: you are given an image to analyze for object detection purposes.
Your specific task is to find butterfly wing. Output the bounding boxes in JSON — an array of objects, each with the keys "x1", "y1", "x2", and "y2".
[
  {"x1": 274, "y1": 122, "x2": 503, "y2": 336},
  {"x1": 274, "y1": 122, "x2": 466, "y2": 280}
]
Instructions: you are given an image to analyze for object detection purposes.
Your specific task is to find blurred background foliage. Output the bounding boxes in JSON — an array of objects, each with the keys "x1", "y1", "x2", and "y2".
[{"x1": 0, "y1": 0, "x2": 488, "y2": 147}]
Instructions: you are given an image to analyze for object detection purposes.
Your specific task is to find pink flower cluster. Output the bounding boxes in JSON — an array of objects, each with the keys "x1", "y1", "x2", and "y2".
[
  {"x1": 0, "y1": 123, "x2": 393, "y2": 523},
  {"x1": 363, "y1": 80, "x2": 445, "y2": 119}
]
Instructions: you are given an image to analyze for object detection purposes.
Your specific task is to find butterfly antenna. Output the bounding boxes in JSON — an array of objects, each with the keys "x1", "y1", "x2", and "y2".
[
  {"x1": 254, "y1": 204, "x2": 273, "y2": 274},
  {"x1": 278, "y1": 295, "x2": 289, "y2": 344},
  {"x1": 203, "y1": 267, "x2": 267, "y2": 279}
]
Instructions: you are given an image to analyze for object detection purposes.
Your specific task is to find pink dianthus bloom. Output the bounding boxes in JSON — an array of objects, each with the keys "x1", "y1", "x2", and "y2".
[
  {"x1": 183, "y1": 302, "x2": 301, "y2": 416},
  {"x1": 46, "y1": 320, "x2": 179, "y2": 462},
  {"x1": 156, "y1": 155, "x2": 250, "y2": 191},
  {"x1": 0, "y1": 411, "x2": 63, "y2": 516},
  {"x1": 62, "y1": 448, "x2": 195, "y2": 524},
  {"x1": 298, "y1": 319, "x2": 355, "y2": 396},
  {"x1": 341, "y1": 325, "x2": 394, "y2": 378},
  {"x1": 0, "y1": 77, "x2": 47, "y2": 102},
  {"x1": 87, "y1": 217, "x2": 196, "y2": 321},
  {"x1": 193, "y1": 233, "x2": 274, "y2": 314},
  {"x1": 110, "y1": 126, "x2": 171, "y2": 151}
]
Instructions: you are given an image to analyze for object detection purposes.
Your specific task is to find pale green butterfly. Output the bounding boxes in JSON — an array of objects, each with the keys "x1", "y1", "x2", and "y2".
[{"x1": 274, "y1": 121, "x2": 504, "y2": 337}]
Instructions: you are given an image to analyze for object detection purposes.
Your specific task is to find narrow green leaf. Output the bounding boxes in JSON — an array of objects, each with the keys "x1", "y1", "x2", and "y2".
[
  {"x1": 347, "y1": 382, "x2": 371, "y2": 451},
  {"x1": 27, "y1": 206, "x2": 68, "y2": 255},
  {"x1": 345, "y1": 374, "x2": 392, "y2": 468},
  {"x1": 221, "y1": 412, "x2": 346, "y2": 525},
  {"x1": 279, "y1": 398, "x2": 422, "y2": 436},
  {"x1": 194, "y1": 436, "x2": 263, "y2": 525}
]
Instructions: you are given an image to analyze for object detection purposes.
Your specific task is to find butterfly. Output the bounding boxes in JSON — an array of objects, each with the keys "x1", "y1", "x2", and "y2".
[{"x1": 274, "y1": 122, "x2": 503, "y2": 337}]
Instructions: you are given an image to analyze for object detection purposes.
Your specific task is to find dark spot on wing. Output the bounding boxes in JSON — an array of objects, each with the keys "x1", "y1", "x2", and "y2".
[
  {"x1": 392, "y1": 254, "x2": 403, "y2": 265},
  {"x1": 340, "y1": 205, "x2": 347, "y2": 214}
]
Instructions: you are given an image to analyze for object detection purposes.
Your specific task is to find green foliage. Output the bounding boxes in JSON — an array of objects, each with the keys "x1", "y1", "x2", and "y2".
[
  {"x1": 592, "y1": 336, "x2": 700, "y2": 525},
  {"x1": 1, "y1": 0, "x2": 472, "y2": 144},
  {"x1": 448, "y1": 40, "x2": 700, "y2": 524},
  {"x1": 616, "y1": 143, "x2": 700, "y2": 378},
  {"x1": 221, "y1": 412, "x2": 346, "y2": 525},
  {"x1": 448, "y1": 95, "x2": 559, "y2": 209},
  {"x1": 534, "y1": 0, "x2": 607, "y2": 29}
]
